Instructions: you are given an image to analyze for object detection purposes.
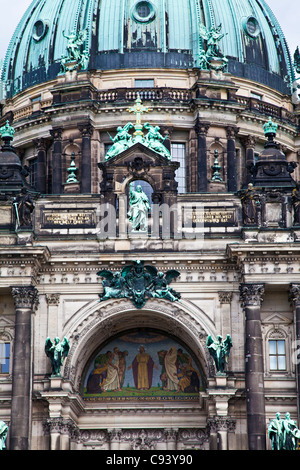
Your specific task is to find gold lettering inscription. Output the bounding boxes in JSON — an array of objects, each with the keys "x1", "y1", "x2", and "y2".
[
  {"x1": 192, "y1": 209, "x2": 235, "y2": 225},
  {"x1": 43, "y1": 211, "x2": 94, "y2": 227}
]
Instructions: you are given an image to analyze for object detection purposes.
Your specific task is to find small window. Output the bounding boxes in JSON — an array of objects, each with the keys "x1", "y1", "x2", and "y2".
[
  {"x1": 135, "y1": 79, "x2": 155, "y2": 88},
  {"x1": 132, "y1": 1, "x2": 156, "y2": 23},
  {"x1": 250, "y1": 91, "x2": 262, "y2": 101},
  {"x1": 32, "y1": 20, "x2": 49, "y2": 42},
  {"x1": 269, "y1": 340, "x2": 286, "y2": 371},
  {"x1": 0, "y1": 342, "x2": 10, "y2": 374},
  {"x1": 171, "y1": 143, "x2": 186, "y2": 194}
]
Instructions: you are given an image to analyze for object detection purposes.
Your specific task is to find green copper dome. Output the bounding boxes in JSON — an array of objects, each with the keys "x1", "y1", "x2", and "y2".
[{"x1": 2, "y1": 0, "x2": 294, "y2": 97}]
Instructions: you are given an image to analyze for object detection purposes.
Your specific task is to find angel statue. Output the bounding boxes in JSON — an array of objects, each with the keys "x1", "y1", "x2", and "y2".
[
  {"x1": 143, "y1": 122, "x2": 171, "y2": 159},
  {"x1": 61, "y1": 29, "x2": 89, "y2": 72},
  {"x1": 105, "y1": 122, "x2": 134, "y2": 160},
  {"x1": 97, "y1": 270, "x2": 126, "y2": 301},
  {"x1": 206, "y1": 334, "x2": 232, "y2": 374},
  {"x1": 150, "y1": 271, "x2": 181, "y2": 302},
  {"x1": 45, "y1": 336, "x2": 70, "y2": 376},
  {"x1": 198, "y1": 22, "x2": 228, "y2": 71},
  {"x1": 0, "y1": 421, "x2": 8, "y2": 450}
]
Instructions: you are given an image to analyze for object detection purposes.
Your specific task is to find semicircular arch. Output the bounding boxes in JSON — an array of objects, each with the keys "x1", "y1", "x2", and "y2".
[{"x1": 63, "y1": 298, "x2": 215, "y2": 390}]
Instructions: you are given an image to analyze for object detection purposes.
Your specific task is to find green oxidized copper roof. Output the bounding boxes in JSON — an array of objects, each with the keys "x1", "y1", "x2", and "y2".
[{"x1": 2, "y1": 0, "x2": 295, "y2": 97}]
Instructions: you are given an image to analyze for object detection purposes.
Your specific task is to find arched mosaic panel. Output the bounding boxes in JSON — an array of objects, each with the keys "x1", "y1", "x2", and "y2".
[{"x1": 82, "y1": 328, "x2": 206, "y2": 402}]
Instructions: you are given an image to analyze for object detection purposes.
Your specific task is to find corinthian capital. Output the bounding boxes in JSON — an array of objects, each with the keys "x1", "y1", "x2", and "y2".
[
  {"x1": 11, "y1": 286, "x2": 39, "y2": 310},
  {"x1": 239, "y1": 283, "x2": 264, "y2": 308},
  {"x1": 289, "y1": 284, "x2": 300, "y2": 307}
]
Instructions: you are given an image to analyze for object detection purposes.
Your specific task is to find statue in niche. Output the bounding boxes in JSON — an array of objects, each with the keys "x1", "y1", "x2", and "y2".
[
  {"x1": 0, "y1": 421, "x2": 8, "y2": 450},
  {"x1": 105, "y1": 122, "x2": 134, "y2": 160},
  {"x1": 268, "y1": 412, "x2": 300, "y2": 450},
  {"x1": 45, "y1": 336, "x2": 70, "y2": 376},
  {"x1": 13, "y1": 187, "x2": 35, "y2": 228},
  {"x1": 143, "y1": 123, "x2": 171, "y2": 159},
  {"x1": 241, "y1": 183, "x2": 259, "y2": 226},
  {"x1": 292, "y1": 183, "x2": 300, "y2": 225},
  {"x1": 128, "y1": 183, "x2": 150, "y2": 232},
  {"x1": 206, "y1": 334, "x2": 232, "y2": 374}
]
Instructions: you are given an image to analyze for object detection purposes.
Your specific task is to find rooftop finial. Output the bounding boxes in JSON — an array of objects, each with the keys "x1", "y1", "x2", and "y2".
[
  {"x1": 263, "y1": 117, "x2": 278, "y2": 137},
  {"x1": 0, "y1": 120, "x2": 15, "y2": 146}
]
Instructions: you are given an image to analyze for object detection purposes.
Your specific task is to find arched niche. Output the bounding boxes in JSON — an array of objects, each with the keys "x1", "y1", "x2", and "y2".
[
  {"x1": 81, "y1": 327, "x2": 207, "y2": 403},
  {"x1": 98, "y1": 143, "x2": 180, "y2": 236},
  {"x1": 63, "y1": 298, "x2": 213, "y2": 393}
]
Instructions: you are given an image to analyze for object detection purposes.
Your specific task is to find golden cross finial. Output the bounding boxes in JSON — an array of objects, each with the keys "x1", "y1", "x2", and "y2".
[{"x1": 127, "y1": 93, "x2": 151, "y2": 127}]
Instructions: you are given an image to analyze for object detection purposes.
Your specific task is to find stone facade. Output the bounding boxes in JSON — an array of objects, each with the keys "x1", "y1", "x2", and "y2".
[{"x1": 1, "y1": 0, "x2": 300, "y2": 452}]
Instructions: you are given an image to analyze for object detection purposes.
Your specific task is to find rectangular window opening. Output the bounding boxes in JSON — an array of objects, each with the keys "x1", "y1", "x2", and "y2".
[
  {"x1": 171, "y1": 142, "x2": 186, "y2": 194},
  {"x1": 269, "y1": 339, "x2": 286, "y2": 371}
]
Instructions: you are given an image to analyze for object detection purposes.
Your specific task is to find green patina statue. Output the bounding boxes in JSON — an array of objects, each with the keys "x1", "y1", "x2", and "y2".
[
  {"x1": 61, "y1": 29, "x2": 89, "y2": 72},
  {"x1": 206, "y1": 334, "x2": 232, "y2": 374},
  {"x1": 97, "y1": 260, "x2": 181, "y2": 309},
  {"x1": 268, "y1": 412, "x2": 300, "y2": 450},
  {"x1": 144, "y1": 122, "x2": 171, "y2": 159},
  {"x1": 0, "y1": 421, "x2": 8, "y2": 450},
  {"x1": 105, "y1": 122, "x2": 134, "y2": 160},
  {"x1": 198, "y1": 23, "x2": 228, "y2": 71},
  {"x1": 104, "y1": 96, "x2": 171, "y2": 160},
  {"x1": 45, "y1": 336, "x2": 70, "y2": 376},
  {"x1": 128, "y1": 183, "x2": 150, "y2": 232}
]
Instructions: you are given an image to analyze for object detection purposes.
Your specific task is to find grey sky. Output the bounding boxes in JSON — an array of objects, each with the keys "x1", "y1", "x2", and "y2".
[{"x1": 0, "y1": 0, "x2": 299, "y2": 61}]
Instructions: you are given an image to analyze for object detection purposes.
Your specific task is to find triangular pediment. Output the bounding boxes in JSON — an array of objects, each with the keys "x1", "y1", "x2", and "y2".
[
  {"x1": 262, "y1": 313, "x2": 292, "y2": 325},
  {"x1": 100, "y1": 142, "x2": 179, "y2": 169}
]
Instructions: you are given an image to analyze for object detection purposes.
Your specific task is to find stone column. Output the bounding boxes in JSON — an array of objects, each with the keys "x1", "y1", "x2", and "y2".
[
  {"x1": 10, "y1": 286, "x2": 39, "y2": 450},
  {"x1": 33, "y1": 138, "x2": 48, "y2": 193},
  {"x1": 50, "y1": 128, "x2": 63, "y2": 194},
  {"x1": 207, "y1": 417, "x2": 236, "y2": 450},
  {"x1": 240, "y1": 283, "x2": 266, "y2": 450},
  {"x1": 243, "y1": 135, "x2": 257, "y2": 185},
  {"x1": 78, "y1": 122, "x2": 93, "y2": 194},
  {"x1": 226, "y1": 127, "x2": 239, "y2": 192},
  {"x1": 289, "y1": 284, "x2": 300, "y2": 418},
  {"x1": 44, "y1": 417, "x2": 78, "y2": 451},
  {"x1": 195, "y1": 119, "x2": 210, "y2": 192}
]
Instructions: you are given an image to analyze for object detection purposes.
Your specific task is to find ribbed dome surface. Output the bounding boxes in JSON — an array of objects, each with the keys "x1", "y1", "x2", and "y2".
[{"x1": 2, "y1": 0, "x2": 294, "y2": 97}]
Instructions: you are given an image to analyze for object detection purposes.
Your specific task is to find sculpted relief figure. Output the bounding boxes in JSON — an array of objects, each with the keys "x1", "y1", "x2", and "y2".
[{"x1": 97, "y1": 260, "x2": 181, "y2": 309}]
